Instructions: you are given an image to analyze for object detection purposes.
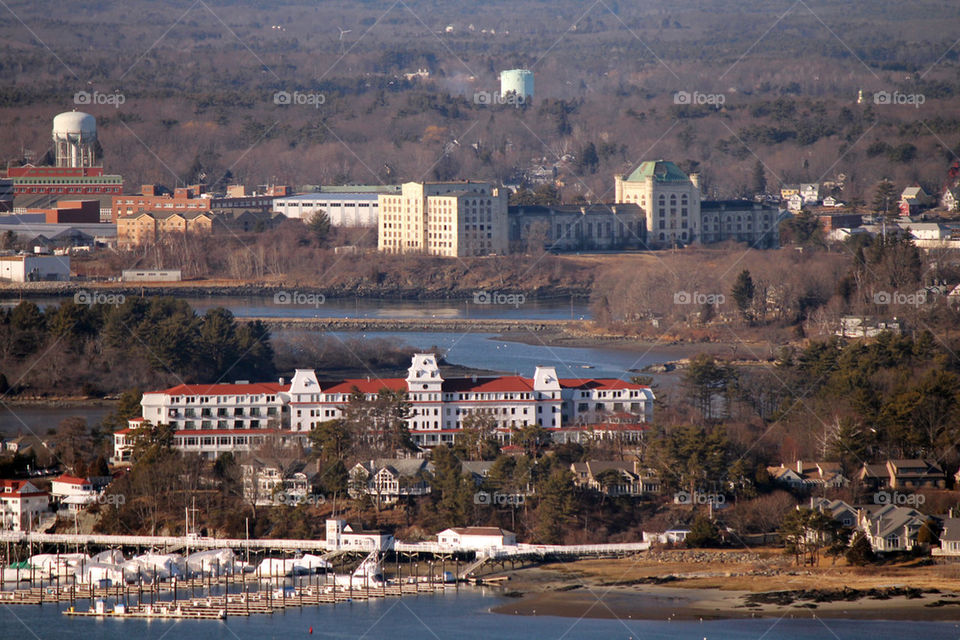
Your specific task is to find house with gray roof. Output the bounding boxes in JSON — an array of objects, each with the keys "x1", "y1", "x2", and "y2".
[{"x1": 349, "y1": 458, "x2": 433, "y2": 505}]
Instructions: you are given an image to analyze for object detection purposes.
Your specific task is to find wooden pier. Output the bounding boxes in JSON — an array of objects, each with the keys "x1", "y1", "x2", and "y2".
[{"x1": 1, "y1": 575, "x2": 451, "y2": 621}]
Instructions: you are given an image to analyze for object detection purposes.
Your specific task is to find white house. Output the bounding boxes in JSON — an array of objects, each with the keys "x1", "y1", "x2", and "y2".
[
  {"x1": 325, "y1": 519, "x2": 394, "y2": 551},
  {"x1": 642, "y1": 529, "x2": 690, "y2": 544},
  {"x1": 934, "y1": 517, "x2": 960, "y2": 556},
  {"x1": 857, "y1": 504, "x2": 927, "y2": 553},
  {"x1": 0, "y1": 479, "x2": 49, "y2": 531},
  {"x1": 349, "y1": 458, "x2": 432, "y2": 506},
  {"x1": 787, "y1": 194, "x2": 804, "y2": 212},
  {"x1": 436, "y1": 526, "x2": 517, "y2": 550},
  {"x1": 241, "y1": 458, "x2": 316, "y2": 506},
  {"x1": 941, "y1": 187, "x2": 959, "y2": 212},
  {"x1": 49, "y1": 474, "x2": 99, "y2": 512},
  {"x1": 800, "y1": 183, "x2": 820, "y2": 205},
  {"x1": 0, "y1": 254, "x2": 70, "y2": 282}
]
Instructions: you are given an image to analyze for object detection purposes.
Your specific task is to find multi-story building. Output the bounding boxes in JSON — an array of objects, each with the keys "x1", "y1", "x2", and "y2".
[
  {"x1": 615, "y1": 161, "x2": 783, "y2": 248},
  {"x1": 0, "y1": 479, "x2": 49, "y2": 531},
  {"x1": 614, "y1": 160, "x2": 701, "y2": 247},
  {"x1": 117, "y1": 210, "x2": 214, "y2": 248},
  {"x1": 8, "y1": 166, "x2": 123, "y2": 218},
  {"x1": 349, "y1": 458, "x2": 433, "y2": 505},
  {"x1": 273, "y1": 185, "x2": 401, "y2": 226},
  {"x1": 241, "y1": 458, "x2": 316, "y2": 506},
  {"x1": 508, "y1": 203, "x2": 646, "y2": 251},
  {"x1": 114, "y1": 382, "x2": 287, "y2": 462},
  {"x1": 111, "y1": 184, "x2": 287, "y2": 222},
  {"x1": 117, "y1": 209, "x2": 281, "y2": 248},
  {"x1": 378, "y1": 181, "x2": 509, "y2": 257},
  {"x1": 114, "y1": 354, "x2": 654, "y2": 459},
  {"x1": 26, "y1": 199, "x2": 101, "y2": 224},
  {"x1": 699, "y1": 200, "x2": 780, "y2": 248}
]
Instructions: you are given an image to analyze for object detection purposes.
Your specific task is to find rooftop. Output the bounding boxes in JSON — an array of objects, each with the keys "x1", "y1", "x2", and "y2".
[{"x1": 624, "y1": 160, "x2": 691, "y2": 184}]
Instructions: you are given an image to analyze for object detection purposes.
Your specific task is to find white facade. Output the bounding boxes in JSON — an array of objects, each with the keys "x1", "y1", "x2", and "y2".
[
  {"x1": 0, "y1": 480, "x2": 49, "y2": 531},
  {"x1": 0, "y1": 255, "x2": 70, "y2": 282},
  {"x1": 436, "y1": 527, "x2": 517, "y2": 550},
  {"x1": 115, "y1": 353, "x2": 655, "y2": 457},
  {"x1": 273, "y1": 193, "x2": 380, "y2": 226},
  {"x1": 800, "y1": 183, "x2": 820, "y2": 204},
  {"x1": 50, "y1": 475, "x2": 97, "y2": 511},
  {"x1": 325, "y1": 519, "x2": 393, "y2": 551}
]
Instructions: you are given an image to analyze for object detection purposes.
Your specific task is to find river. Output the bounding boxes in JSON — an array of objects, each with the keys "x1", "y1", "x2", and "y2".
[
  {"x1": 1, "y1": 589, "x2": 957, "y2": 639},
  {"x1": 1, "y1": 296, "x2": 675, "y2": 434}
]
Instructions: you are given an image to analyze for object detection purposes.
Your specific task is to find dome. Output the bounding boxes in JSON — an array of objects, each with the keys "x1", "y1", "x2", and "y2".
[{"x1": 52, "y1": 111, "x2": 96, "y2": 137}]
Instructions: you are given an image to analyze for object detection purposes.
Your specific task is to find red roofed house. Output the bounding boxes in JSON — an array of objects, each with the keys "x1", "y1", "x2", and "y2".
[
  {"x1": 0, "y1": 479, "x2": 50, "y2": 531},
  {"x1": 114, "y1": 353, "x2": 656, "y2": 459},
  {"x1": 50, "y1": 474, "x2": 110, "y2": 512}
]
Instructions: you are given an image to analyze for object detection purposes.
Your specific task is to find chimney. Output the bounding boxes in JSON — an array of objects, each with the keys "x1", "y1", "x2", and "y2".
[
  {"x1": 278, "y1": 377, "x2": 285, "y2": 385},
  {"x1": 797, "y1": 460, "x2": 803, "y2": 473}
]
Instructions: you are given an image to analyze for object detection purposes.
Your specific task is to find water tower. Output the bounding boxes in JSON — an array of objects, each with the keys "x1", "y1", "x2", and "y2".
[
  {"x1": 500, "y1": 69, "x2": 534, "y2": 102},
  {"x1": 52, "y1": 111, "x2": 97, "y2": 168}
]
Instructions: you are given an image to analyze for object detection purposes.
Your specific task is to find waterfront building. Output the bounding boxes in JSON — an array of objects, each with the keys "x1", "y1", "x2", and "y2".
[
  {"x1": 49, "y1": 474, "x2": 111, "y2": 512},
  {"x1": 0, "y1": 479, "x2": 49, "y2": 531},
  {"x1": 113, "y1": 353, "x2": 654, "y2": 460},
  {"x1": 436, "y1": 526, "x2": 516, "y2": 549},
  {"x1": 378, "y1": 181, "x2": 509, "y2": 257},
  {"x1": 0, "y1": 254, "x2": 70, "y2": 282}
]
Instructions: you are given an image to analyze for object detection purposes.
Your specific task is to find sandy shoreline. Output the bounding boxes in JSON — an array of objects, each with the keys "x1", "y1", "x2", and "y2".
[
  {"x1": 491, "y1": 583, "x2": 960, "y2": 621},
  {"x1": 486, "y1": 559, "x2": 960, "y2": 622}
]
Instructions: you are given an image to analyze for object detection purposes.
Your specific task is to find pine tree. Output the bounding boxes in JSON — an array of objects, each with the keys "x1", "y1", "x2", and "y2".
[
  {"x1": 872, "y1": 179, "x2": 897, "y2": 216},
  {"x1": 731, "y1": 269, "x2": 755, "y2": 323}
]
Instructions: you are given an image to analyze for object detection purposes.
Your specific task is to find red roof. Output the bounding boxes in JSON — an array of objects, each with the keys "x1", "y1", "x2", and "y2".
[
  {"x1": 53, "y1": 474, "x2": 90, "y2": 486},
  {"x1": 442, "y1": 376, "x2": 534, "y2": 393},
  {"x1": 318, "y1": 378, "x2": 407, "y2": 395},
  {"x1": 150, "y1": 382, "x2": 288, "y2": 396},
  {"x1": 0, "y1": 479, "x2": 48, "y2": 498}
]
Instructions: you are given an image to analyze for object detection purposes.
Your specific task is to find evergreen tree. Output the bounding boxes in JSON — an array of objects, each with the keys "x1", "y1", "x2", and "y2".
[
  {"x1": 685, "y1": 515, "x2": 720, "y2": 548},
  {"x1": 872, "y1": 179, "x2": 897, "y2": 216},
  {"x1": 731, "y1": 269, "x2": 755, "y2": 323},
  {"x1": 846, "y1": 532, "x2": 875, "y2": 565},
  {"x1": 307, "y1": 210, "x2": 332, "y2": 245}
]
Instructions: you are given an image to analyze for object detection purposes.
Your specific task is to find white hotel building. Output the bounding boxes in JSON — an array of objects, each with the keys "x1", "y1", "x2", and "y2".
[{"x1": 114, "y1": 354, "x2": 654, "y2": 460}]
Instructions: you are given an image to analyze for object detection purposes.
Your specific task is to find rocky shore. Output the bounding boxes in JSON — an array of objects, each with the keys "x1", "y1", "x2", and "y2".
[{"x1": 486, "y1": 554, "x2": 960, "y2": 621}]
